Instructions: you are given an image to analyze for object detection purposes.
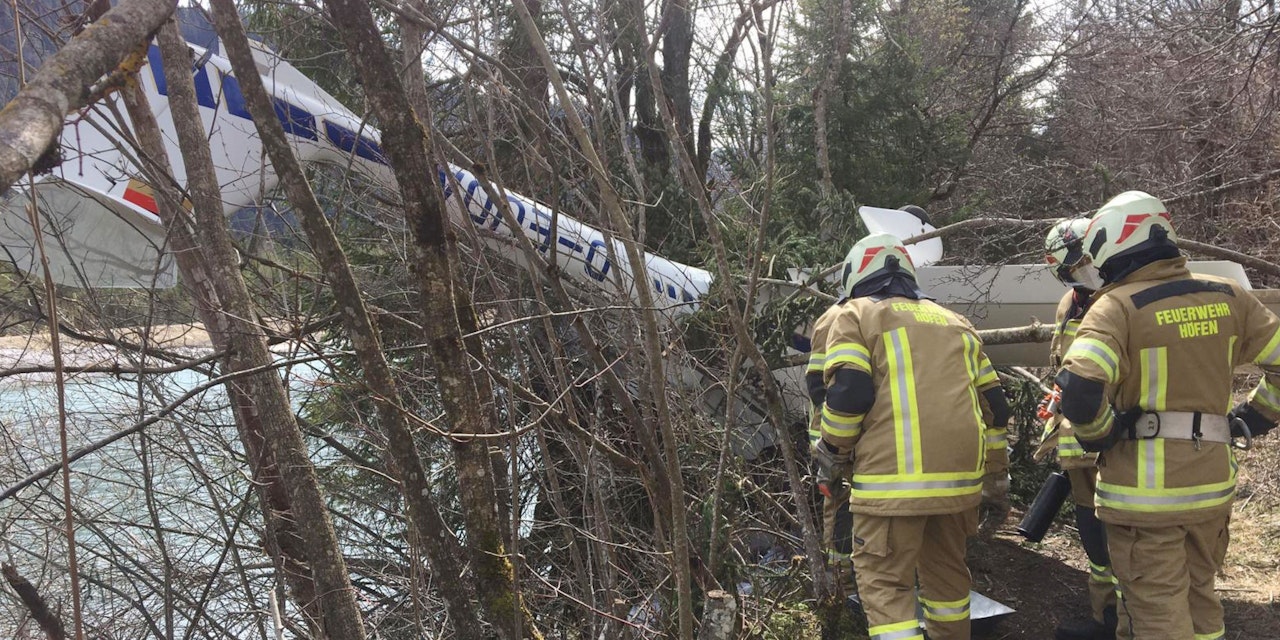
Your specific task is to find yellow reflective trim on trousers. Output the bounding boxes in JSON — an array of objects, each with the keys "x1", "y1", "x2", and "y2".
[
  {"x1": 808, "y1": 428, "x2": 820, "y2": 446},
  {"x1": 886, "y1": 328, "x2": 922, "y2": 475},
  {"x1": 851, "y1": 471, "x2": 983, "y2": 499},
  {"x1": 1255, "y1": 326, "x2": 1280, "y2": 365},
  {"x1": 921, "y1": 594, "x2": 970, "y2": 622},
  {"x1": 869, "y1": 619, "x2": 924, "y2": 640},
  {"x1": 821, "y1": 406, "x2": 864, "y2": 439},
  {"x1": 1067, "y1": 338, "x2": 1120, "y2": 383},
  {"x1": 807, "y1": 350, "x2": 826, "y2": 374},
  {"x1": 825, "y1": 342, "x2": 871, "y2": 374},
  {"x1": 1139, "y1": 347, "x2": 1167, "y2": 412},
  {"x1": 1137, "y1": 439, "x2": 1166, "y2": 490},
  {"x1": 1194, "y1": 629, "x2": 1225, "y2": 640}
]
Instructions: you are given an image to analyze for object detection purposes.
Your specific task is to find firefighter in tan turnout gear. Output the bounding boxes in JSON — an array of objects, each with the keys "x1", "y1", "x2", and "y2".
[
  {"x1": 1037, "y1": 218, "x2": 1120, "y2": 640},
  {"x1": 808, "y1": 302, "x2": 856, "y2": 585},
  {"x1": 810, "y1": 233, "x2": 1011, "y2": 640},
  {"x1": 1056, "y1": 191, "x2": 1279, "y2": 640}
]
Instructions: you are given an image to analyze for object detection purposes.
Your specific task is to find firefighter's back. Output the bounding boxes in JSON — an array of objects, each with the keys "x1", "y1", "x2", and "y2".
[
  {"x1": 1089, "y1": 269, "x2": 1248, "y2": 527},
  {"x1": 836, "y1": 296, "x2": 987, "y2": 517}
]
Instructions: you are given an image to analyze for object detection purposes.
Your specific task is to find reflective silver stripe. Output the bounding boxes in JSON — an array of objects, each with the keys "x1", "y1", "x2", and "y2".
[
  {"x1": 1059, "y1": 441, "x2": 1085, "y2": 452},
  {"x1": 922, "y1": 602, "x2": 969, "y2": 617},
  {"x1": 1073, "y1": 341, "x2": 1119, "y2": 380},
  {"x1": 1143, "y1": 439, "x2": 1158, "y2": 490},
  {"x1": 852, "y1": 477, "x2": 982, "y2": 491},
  {"x1": 871, "y1": 627, "x2": 924, "y2": 640},
  {"x1": 827, "y1": 347, "x2": 870, "y2": 369},
  {"x1": 1144, "y1": 347, "x2": 1163, "y2": 410},
  {"x1": 889, "y1": 329, "x2": 916, "y2": 474},
  {"x1": 1255, "y1": 381, "x2": 1280, "y2": 411},
  {"x1": 1258, "y1": 328, "x2": 1280, "y2": 365},
  {"x1": 977, "y1": 362, "x2": 995, "y2": 382},
  {"x1": 807, "y1": 352, "x2": 826, "y2": 372},
  {"x1": 986, "y1": 432, "x2": 1007, "y2": 445},
  {"x1": 1096, "y1": 485, "x2": 1234, "y2": 506}
]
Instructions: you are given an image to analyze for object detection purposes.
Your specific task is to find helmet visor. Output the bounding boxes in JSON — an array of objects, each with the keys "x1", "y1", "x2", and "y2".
[
  {"x1": 1049, "y1": 240, "x2": 1087, "y2": 285},
  {"x1": 1065, "y1": 260, "x2": 1104, "y2": 291}
]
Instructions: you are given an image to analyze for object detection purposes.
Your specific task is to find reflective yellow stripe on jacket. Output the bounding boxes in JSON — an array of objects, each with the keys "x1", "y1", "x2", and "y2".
[
  {"x1": 887, "y1": 328, "x2": 922, "y2": 475},
  {"x1": 807, "y1": 349, "x2": 826, "y2": 445},
  {"x1": 1096, "y1": 446, "x2": 1238, "y2": 513},
  {"x1": 1066, "y1": 337, "x2": 1120, "y2": 384},
  {"x1": 962, "y1": 333, "x2": 1005, "y2": 452}
]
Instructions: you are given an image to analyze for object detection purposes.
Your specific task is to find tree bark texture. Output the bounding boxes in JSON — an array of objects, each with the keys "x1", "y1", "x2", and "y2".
[
  {"x1": 509, "y1": 2, "x2": 697, "y2": 636},
  {"x1": 154, "y1": 20, "x2": 367, "y2": 640},
  {"x1": 2, "y1": 563, "x2": 67, "y2": 640},
  {"x1": 812, "y1": 0, "x2": 853, "y2": 197},
  {"x1": 659, "y1": 0, "x2": 695, "y2": 161},
  {"x1": 0, "y1": 0, "x2": 176, "y2": 193},
  {"x1": 206, "y1": 2, "x2": 487, "y2": 637},
  {"x1": 636, "y1": 3, "x2": 836, "y2": 613},
  {"x1": 320, "y1": 1, "x2": 542, "y2": 637},
  {"x1": 118, "y1": 86, "x2": 327, "y2": 635}
]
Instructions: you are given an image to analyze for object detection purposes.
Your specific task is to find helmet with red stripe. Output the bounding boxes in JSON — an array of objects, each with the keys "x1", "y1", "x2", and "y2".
[
  {"x1": 1082, "y1": 191, "x2": 1177, "y2": 282},
  {"x1": 841, "y1": 233, "x2": 917, "y2": 299}
]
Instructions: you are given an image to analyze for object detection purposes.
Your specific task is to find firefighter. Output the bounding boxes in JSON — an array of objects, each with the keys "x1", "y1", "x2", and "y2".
[
  {"x1": 807, "y1": 303, "x2": 855, "y2": 589},
  {"x1": 810, "y1": 233, "x2": 1011, "y2": 640},
  {"x1": 1056, "y1": 191, "x2": 1279, "y2": 640},
  {"x1": 1036, "y1": 218, "x2": 1119, "y2": 639}
]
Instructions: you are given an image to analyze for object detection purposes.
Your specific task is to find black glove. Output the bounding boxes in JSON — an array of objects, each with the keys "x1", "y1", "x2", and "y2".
[
  {"x1": 811, "y1": 439, "x2": 852, "y2": 498},
  {"x1": 1230, "y1": 402, "x2": 1277, "y2": 440}
]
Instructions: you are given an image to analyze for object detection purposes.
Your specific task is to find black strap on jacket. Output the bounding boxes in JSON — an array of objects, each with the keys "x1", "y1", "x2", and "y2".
[{"x1": 1130, "y1": 279, "x2": 1234, "y2": 309}]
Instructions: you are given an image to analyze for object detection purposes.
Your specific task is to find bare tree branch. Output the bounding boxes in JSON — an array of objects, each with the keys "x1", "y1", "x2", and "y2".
[{"x1": 0, "y1": 0, "x2": 176, "y2": 192}]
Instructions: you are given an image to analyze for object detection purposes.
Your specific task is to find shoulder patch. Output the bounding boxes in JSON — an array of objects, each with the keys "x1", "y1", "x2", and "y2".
[{"x1": 1130, "y1": 279, "x2": 1235, "y2": 309}]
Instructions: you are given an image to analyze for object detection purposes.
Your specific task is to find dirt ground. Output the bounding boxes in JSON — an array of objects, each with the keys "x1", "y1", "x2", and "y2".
[{"x1": 971, "y1": 437, "x2": 1280, "y2": 640}]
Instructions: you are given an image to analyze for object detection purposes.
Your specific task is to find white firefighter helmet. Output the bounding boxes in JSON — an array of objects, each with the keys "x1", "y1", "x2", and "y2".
[
  {"x1": 1044, "y1": 217, "x2": 1093, "y2": 287},
  {"x1": 1083, "y1": 191, "x2": 1177, "y2": 272},
  {"x1": 841, "y1": 233, "x2": 916, "y2": 299}
]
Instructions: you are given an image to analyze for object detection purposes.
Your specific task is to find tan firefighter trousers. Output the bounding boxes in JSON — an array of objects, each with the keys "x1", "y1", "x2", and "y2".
[
  {"x1": 851, "y1": 509, "x2": 978, "y2": 640},
  {"x1": 1067, "y1": 467, "x2": 1119, "y2": 620},
  {"x1": 1107, "y1": 515, "x2": 1230, "y2": 640}
]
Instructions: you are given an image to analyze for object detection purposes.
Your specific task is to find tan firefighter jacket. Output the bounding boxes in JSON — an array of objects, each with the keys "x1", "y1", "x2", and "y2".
[
  {"x1": 1035, "y1": 290, "x2": 1101, "y2": 470},
  {"x1": 1061, "y1": 257, "x2": 1280, "y2": 526},
  {"x1": 810, "y1": 295, "x2": 1003, "y2": 517}
]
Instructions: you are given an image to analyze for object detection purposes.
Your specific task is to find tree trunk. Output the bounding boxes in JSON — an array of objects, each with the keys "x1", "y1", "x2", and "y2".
[
  {"x1": 634, "y1": 1, "x2": 837, "y2": 621},
  {"x1": 2, "y1": 563, "x2": 66, "y2": 640},
  {"x1": 509, "y1": 2, "x2": 696, "y2": 636},
  {"x1": 321, "y1": 1, "x2": 543, "y2": 637},
  {"x1": 118, "y1": 86, "x2": 327, "y2": 636},
  {"x1": 154, "y1": 20, "x2": 366, "y2": 639},
  {"x1": 812, "y1": 0, "x2": 853, "y2": 198},
  {"x1": 206, "y1": 2, "x2": 488, "y2": 637},
  {"x1": 660, "y1": 0, "x2": 695, "y2": 163},
  {"x1": 0, "y1": 0, "x2": 177, "y2": 192}
]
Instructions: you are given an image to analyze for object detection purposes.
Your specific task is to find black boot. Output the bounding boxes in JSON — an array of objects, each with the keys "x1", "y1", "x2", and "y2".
[{"x1": 1054, "y1": 606, "x2": 1117, "y2": 640}]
